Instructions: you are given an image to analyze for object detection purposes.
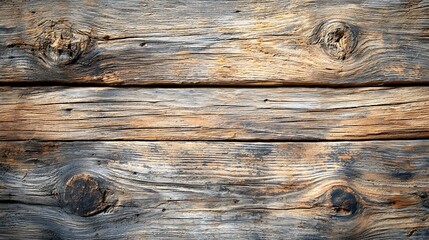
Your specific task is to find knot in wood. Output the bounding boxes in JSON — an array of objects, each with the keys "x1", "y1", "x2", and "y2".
[
  {"x1": 310, "y1": 21, "x2": 358, "y2": 60},
  {"x1": 36, "y1": 20, "x2": 91, "y2": 65},
  {"x1": 329, "y1": 186, "x2": 359, "y2": 217},
  {"x1": 418, "y1": 192, "x2": 429, "y2": 208},
  {"x1": 63, "y1": 174, "x2": 112, "y2": 217}
]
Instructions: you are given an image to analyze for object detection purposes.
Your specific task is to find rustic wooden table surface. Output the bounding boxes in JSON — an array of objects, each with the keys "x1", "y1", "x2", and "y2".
[{"x1": 1, "y1": 1, "x2": 428, "y2": 239}]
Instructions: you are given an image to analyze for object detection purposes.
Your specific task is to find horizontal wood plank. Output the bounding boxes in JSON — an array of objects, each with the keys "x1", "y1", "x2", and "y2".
[
  {"x1": 0, "y1": 141, "x2": 428, "y2": 239},
  {"x1": 1, "y1": 87, "x2": 429, "y2": 141},
  {"x1": 0, "y1": 0, "x2": 427, "y2": 86}
]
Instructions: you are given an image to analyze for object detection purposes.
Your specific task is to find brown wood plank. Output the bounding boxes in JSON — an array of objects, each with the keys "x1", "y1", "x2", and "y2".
[
  {"x1": 1, "y1": 0, "x2": 427, "y2": 86},
  {"x1": 0, "y1": 141, "x2": 428, "y2": 239},
  {"x1": 0, "y1": 87, "x2": 428, "y2": 141}
]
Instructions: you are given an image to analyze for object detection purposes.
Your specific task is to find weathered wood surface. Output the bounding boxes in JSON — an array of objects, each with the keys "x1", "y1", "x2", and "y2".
[
  {"x1": 1, "y1": 0, "x2": 428, "y2": 86},
  {"x1": 1, "y1": 86, "x2": 429, "y2": 141},
  {"x1": 0, "y1": 141, "x2": 428, "y2": 239},
  {"x1": 1, "y1": 1, "x2": 428, "y2": 239}
]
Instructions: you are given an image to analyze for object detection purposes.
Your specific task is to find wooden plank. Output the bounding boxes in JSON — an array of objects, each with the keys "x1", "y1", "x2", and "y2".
[
  {"x1": 1, "y1": 0, "x2": 427, "y2": 86},
  {"x1": 0, "y1": 141, "x2": 428, "y2": 239},
  {"x1": 1, "y1": 87, "x2": 429, "y2": 141}
]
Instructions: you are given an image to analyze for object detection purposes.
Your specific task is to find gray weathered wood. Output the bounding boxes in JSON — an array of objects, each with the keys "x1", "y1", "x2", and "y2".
[
  {"x1": 1, "y1": 87, "x2": 429, "y2": 141},
  {"x1": 1, "y1": 1, "x2": 428, "y2": 239},
  {"x1": 0, "y1": 0, "x2": 427, "y2": 86},
  {"x1": 1, "y1": 141, "x2": 428, "y2": 239}
]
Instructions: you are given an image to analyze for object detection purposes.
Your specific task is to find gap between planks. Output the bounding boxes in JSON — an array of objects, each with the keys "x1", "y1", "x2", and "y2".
[
  {"x1": 2, "y1": 138, "x2": 429, "y2": 143},
  {"x1": 3, "y1": 82, "x2": 429, "y2": 88}
]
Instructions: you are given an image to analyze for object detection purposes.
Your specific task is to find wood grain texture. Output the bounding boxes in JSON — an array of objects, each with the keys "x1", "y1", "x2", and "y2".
[
  {"x1": 1, "y1": 86, "x2": 429, "y2": 141},
  {"x1": 1, "y1": 0, "x2": 428, "y2": 86},
  {"x1": 0, "y1": 141, "x2": 428, "y2": 239}
]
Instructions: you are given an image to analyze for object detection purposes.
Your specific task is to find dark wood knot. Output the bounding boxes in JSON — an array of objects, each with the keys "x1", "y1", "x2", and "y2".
[
  {"x1": 329, "y1": 186, "x2": 359, "y2": 217},
  {"x1": 62, "y1": 174, "x2": 114, "y2": 217},
  {"x1": 36, "y1": 20, "x2": 91, "y2": 65},
  {"x1": 310, "y1": 20, "x2": 358, "y2": 60},
  {"x1": 418, "y1": 192, "x2": 429, "y2": 208}
]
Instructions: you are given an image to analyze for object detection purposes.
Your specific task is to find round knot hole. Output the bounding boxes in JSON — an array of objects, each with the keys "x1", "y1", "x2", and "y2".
[
  {"x1": 329, "y1": 186, "x2": 359, "y2": 217},
  {"x1": 36, "y1": 20, "x2": 91, "y2": 65},
  {"x1": 63, "y1": 174, "x2": 112, "y2": 217},
  {"x1": 311, "y1": 21, "x2": 358, "y2": 60}
]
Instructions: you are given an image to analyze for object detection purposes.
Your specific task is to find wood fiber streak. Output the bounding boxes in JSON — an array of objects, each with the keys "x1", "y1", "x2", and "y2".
[
  {"x1": 0, "y1": 0, "x2": 427, "y2": 86},
  {"x1": 0, "y1": 87, "x2": 428, "y2": 141},
  {"x1": 0, "y1": 141, "x2": 428, "y2": 239}
]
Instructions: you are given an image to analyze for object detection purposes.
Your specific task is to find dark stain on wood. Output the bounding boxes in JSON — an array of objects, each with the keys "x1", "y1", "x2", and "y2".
[
  {"x1": 391, "y1": 169, "x2": 414, "y2": 181},
  {"x1": 408, "y1": 228, "x2": 429, "y2": 239}
]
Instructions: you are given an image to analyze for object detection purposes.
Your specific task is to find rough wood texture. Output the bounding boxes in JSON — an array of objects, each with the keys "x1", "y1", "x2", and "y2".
[
  {"x1": 1, "y1": 1, "x2": 428, "y2": 239},
  {"x1": 0, "y1": 141, "x2": 428, "y2": 239},
  {"x1": 0, "y1": 0, "x2": 427, "y2": 86},
  {"x1": 1, "y1": 86, "x2": 429, "y2": 141}
]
